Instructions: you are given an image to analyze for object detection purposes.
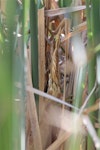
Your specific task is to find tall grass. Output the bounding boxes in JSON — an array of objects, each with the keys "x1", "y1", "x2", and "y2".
[
  {"x1": 1, "y1": 0, "x2": 100, "y2": 150},
  {"x1": 0, "y1": 0, "x2": 26, "y2": 149},
  {"x1": 86, "y1": 0, "x2": 100, "y2": 149},
  {"x1": 0, "y1": 0, "x2": 15, "y2": 149}
]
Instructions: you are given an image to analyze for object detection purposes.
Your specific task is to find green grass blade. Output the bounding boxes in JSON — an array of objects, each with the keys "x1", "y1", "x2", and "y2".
[
  {"x1": 30, "y1": 0, "x2": 39, "y2": 105},
  {"x1": 58, "y1": 0, "x2": 72, "y2": 7},
  {"x1": 0, "y1": 0, "x2": 15, "y2": 149},
  {"x1": 0, "y1": 0, "x2": 27, "y2": 149},
  {"x1": 85, "y1": 0, "x2": 100, "y2": 149}
]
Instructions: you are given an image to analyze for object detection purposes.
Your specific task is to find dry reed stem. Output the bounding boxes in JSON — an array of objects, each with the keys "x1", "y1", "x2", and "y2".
[
  {"x1": 62, "y1": 22, "x2": 87, "y2": 43},
  {"x1": 38, "y1": 8, "x2": 45, "y2": 121},
  {"x1": 50, "y1": 0, "x2": 59, "y2": 9},
  {"x1": 45, "y1": 6, "x2": 86, "y2": 17},
  {"x1": 0, "y1": 0, "x2": 6, "y2": 12},
  {"x1": 38, "y1": 8, "x2": 45, "y2": 93},
  {"x1": 26, "y1": 50, "x2": 42, "y2": 150},
  {"x1": 46, "y1": 132, "x2": 71, "y2": 150},
  {"x1": 38, "y1": 8, "x2": 52, "y2": 149},
  {"x1": 38, "y1": 4, "x2": 52, "y2": 149},
  {"x1": 84, "y1": 98, "x2": 100, "y2": 115}
]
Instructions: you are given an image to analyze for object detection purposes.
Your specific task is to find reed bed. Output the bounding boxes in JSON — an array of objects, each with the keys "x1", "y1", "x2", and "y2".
[{"x1": 0, "y1": 0, "x2": 100, "y2": 150}]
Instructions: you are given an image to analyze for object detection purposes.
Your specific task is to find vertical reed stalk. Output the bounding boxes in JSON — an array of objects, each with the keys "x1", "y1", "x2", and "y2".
[
  {"x1": 86, "y1": 0, "x2": 100, "y2": 149},
  {"x1": 30, "y1": 0, "x2": 39, "y2": 106}
]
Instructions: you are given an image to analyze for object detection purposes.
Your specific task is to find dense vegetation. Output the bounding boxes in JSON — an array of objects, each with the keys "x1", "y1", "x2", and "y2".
[{"x1": 0, "y1": 0, "x2": 100, "y2": 150}]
